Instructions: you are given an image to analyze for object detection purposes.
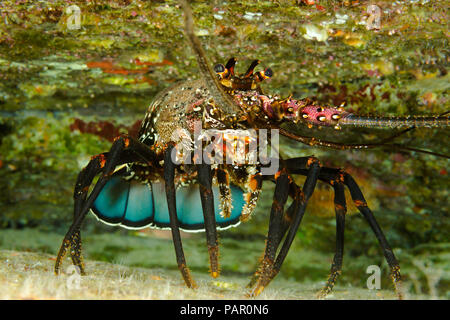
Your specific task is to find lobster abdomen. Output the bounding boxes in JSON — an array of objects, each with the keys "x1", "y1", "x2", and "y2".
[{"x1": 91, "y1": 174, "x2": 245, "y2": 232}]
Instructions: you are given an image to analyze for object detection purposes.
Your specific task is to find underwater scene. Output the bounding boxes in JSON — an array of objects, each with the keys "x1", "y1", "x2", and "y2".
[{"x1": 0, "y1": 0, "x2": 448, "y2": 300}]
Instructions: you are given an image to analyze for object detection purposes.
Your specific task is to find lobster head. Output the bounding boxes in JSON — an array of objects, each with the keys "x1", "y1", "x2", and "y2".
[{"x1": 214, "y1": 57, "x2": 273, "y2": 92}]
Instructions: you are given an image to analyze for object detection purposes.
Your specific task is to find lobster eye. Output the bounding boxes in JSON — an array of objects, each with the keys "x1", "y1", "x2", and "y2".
[
  {"x1": 214, "y1": 64, "x2": 225, "y2": 73},
  {"x1": 264, "y1": 68, "x2": 273, "y2": 78}
]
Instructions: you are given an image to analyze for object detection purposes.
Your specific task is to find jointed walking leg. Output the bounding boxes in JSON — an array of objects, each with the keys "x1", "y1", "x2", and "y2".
[
  {"x1": 248, "y1": 157, "x2": 321, "y2": 297},
  {"x1": 343, "y1": 172, "x2": 402, "y2": 299},
  {"x1": 287, "y1": 166, "x2": 402, "y2": 298},
  {"x1": 55, "y1": 135, "x2": 158, "y2": 275},
  {"x1": 215, "y1": 165, "x2": 232, "y2": 218},
  {"x1": 164, "y1": 145, "x2": 196, "y2": 288},
  {"x1": 197, "y1": 163, "x2": 220, "y2": 278},
  {"x1": 249, "y1": 168, "x2": 290, "y2": 296},
  {"x1": 317, "y1": 177, "x2": 346, "y2": 298}
]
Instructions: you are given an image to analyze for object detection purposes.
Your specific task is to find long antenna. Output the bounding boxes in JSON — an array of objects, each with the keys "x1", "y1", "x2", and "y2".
[
  {"x1": 277, "y1": 128, "x2": 450, "y2": 159},
  {"x1": 179, "y1": 0, "x2": 243, "y2": 117},
  {"x1": 339, "y1": 114, "x2": 449, "y2": 129}
]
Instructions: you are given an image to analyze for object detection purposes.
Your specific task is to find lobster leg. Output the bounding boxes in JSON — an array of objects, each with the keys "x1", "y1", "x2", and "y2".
[
  {"x1": 240, "y1": 173, "x2": 263, "y2": 222},
  {"x1": 197, "y1": 163, "x2": 220, "y2": 278},
  {"x1": 342, "y1": 171, "x2": 403, "y2": 299},
  {"x1": 248, "y1": 157, "x2": 321, "y2": 297},
  {"x1": 215, "y1": 165, "x2": 232, "y2": 218},
  {"x1": 247, "y1": 168, "x2": 289, "y2": 296},
  {"x1": 282, "y1": 166, "x2": 402, "y2": 299},
  {"x1": 317, "y1": 176, "x2": 346, "y2": 298},
  {"x1": 246, "y1": 179, "x2": 300, "y2": 289},
  {"x1": 164, "y1": 145, "x2": 196, "y2": 288},
  {"x1": 285, "y1": 167, "x2": 348, "y2": 298},
  {"x1": 68, "y1": 155, "x2": 105, "y2": 275},
  {"x1": 66, "y1": 150, "x2": 139, "y2": 275},
  {"x1": 55, "y1": 135, "x2": 157, "y2": 275}
]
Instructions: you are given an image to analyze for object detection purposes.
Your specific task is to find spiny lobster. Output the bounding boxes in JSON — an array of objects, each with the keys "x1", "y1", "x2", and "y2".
[{"x1": 54, "y1": 0, "x2": 449, "y2": 299}]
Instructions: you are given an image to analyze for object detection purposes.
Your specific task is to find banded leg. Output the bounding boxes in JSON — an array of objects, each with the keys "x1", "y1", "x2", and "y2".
[
  {"x1": 56, "y1": 151, "x2": 134, "y2": 275},
  {"x1": 248, "y1": 157, "x2": 321, "y2": 297},
  {"x1": 343, "y1": 172, "x2": 403, "y2": 299},
  {"x1": 317, "y1": 178, "x2": 346, "y2": 298},
  {"x1": 55, "y1": 135, "x2": 157, "y2": 275},
  {"x1": 246, "y1": 179, "x2": 300, "y2": 289},
  {"x1": 164, "y1": 145, "x2": 196, "y2": 288},
  {"x1": 288, "y1": 166, "x2": 402, "y2": 298},
  {"x1": 197, "y1": 163, "x2": 220, "y2": 278},
  {"x1": 247, "y1": 168, "x2": 293, "y2": 296},
  {"x1": 279, "y1": 167, "x2": 347, "y2": 298},
  {"x1": 68, "y1": 156, "x2": 105, "y2": 275}
]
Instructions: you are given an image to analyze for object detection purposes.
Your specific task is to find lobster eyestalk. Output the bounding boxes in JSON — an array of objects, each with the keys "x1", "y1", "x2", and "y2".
[{"x1": 263, "y1": 96, "x2": 450, "y2": 129}]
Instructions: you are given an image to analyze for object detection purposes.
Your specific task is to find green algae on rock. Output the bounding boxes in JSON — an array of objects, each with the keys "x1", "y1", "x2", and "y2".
[{"x1": 0, "y1": 0, "x2": 448, "y2": 299}]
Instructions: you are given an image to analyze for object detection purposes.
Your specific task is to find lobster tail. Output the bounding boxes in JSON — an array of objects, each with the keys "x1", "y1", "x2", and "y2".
[
  {"x1": 91, "y1": 172, "x2": 246, "y2": 232},
  {"x1": 339, "y1": 114, "x2": 449, "y2": 129},
  {"x1": 92, "y1": 174, "x2": 155, "y2": 229}
]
